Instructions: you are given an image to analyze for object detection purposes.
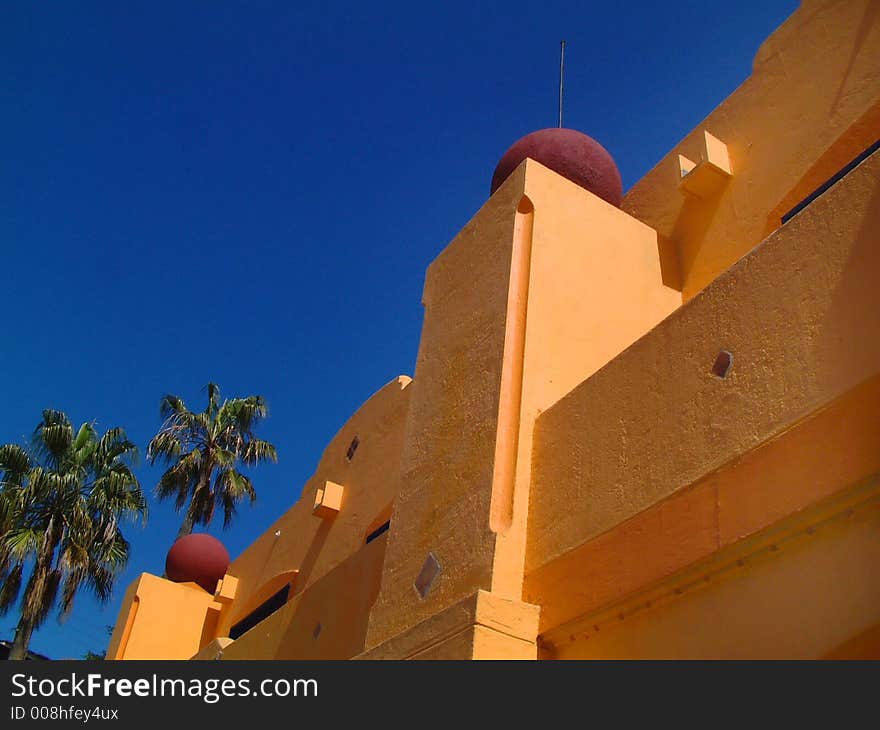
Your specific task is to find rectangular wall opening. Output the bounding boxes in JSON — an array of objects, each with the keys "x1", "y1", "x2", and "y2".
[
  {"x1": 365, "y1": 520, "x2": 391, "y2": 545},
  {"x1": 229, "y1": 585, "x2": 290, "y2": 640}
]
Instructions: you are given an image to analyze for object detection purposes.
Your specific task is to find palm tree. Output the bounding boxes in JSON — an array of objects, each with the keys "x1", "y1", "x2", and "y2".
[
  {"x1": 147, "y1": 383, "x2": 277, "y2": 539},
  {"x1": 0, "y1": 410, "x2": 146, "y2": 660}
]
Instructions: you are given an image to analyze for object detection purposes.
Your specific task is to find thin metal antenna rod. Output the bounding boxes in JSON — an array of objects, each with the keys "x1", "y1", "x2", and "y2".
[{"x1": 558, "y1": 40, "x2": 566, "y2": 128}]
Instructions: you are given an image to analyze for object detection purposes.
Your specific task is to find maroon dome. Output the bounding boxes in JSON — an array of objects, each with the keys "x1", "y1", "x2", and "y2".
[
  {"x1": 490, "y1": 128, "x2": 623, "y2": 206},
  {"x1": 165, "y1": 533, "x2": 230, "y2": 593}
]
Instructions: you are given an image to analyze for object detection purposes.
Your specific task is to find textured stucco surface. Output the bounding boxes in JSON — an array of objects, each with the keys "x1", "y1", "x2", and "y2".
[
  {"x1": 526, "y1": 374, "x2": 880, "y2": 634},
  {"x1": 219, "y1": 533, "x2": 388, "y2": 660},
  {"x1": 358, "y1": 590, "x2": 539, "y2": 660},
  {"x1": 490, "y1": 160, "x2": 680, "y2": 598},
  {"x1": 214, "y1": 375, "x2": 412, "y2": 638},
  {"x1": 623, "y1": 0, "x2": 880, "y2": 300},
  {"x1": 364, "y1": 158, "x2": 679, "y2": 649},
  {"x1": 106, "y1": 574, "x2": 216, "y2": 660},
  {"x1": 108, "y1": 0, "x2": 880, "y2": 660},
  {"x1": 527, "y1": 148, "x2": 880, "y2": 577},
  {"x1": 549, "y1": 499, "x2": 880, "y2": 659},
  {"x1": 363, "y1": 165, "x2": 526, "y2": 649}
]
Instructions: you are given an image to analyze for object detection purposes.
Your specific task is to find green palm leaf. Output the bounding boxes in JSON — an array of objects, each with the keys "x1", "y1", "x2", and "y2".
[
  {"x1": 148, "y1": 383, "x2": 277, "y2": 538},
  {"x1": 0, "y1": 411, "x2": 146, "y2": 659}
]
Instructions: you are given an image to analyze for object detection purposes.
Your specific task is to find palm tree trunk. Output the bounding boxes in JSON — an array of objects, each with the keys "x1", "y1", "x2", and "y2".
[
  {"x1": 176, "y1": 508, "x2": 196, "y2": 540},
  {"x1": 10, "y1": 519, "x2": 59, "y2": 660},
  {"x1": 176, "y1": 476, "x2": 209, "y2": 540},
  {"x1": 9, "y1": 616, "x2": 35, "y2": 660},
  {"x1": 9, "y1": 548, "x2": 50, "y2": 660}
]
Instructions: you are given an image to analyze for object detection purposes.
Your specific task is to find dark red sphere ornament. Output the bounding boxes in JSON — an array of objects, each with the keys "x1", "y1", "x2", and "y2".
[
  {"x1": 165, "y1": 533, "x2": 231, "y2": 593},
  {"x1": 490, "y1": 128, "x2": 623, "y2": 207}
]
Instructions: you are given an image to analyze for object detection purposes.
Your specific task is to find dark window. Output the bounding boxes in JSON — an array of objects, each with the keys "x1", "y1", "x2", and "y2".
[
  {"x1": 346, "y1": 436, "x2": 359, "y2": 461},
  {"x1": 365, "y1": 520, "x2": 391, "y2": 544},
  {"x1": 782, "y1": 139, "x2": 879, "y2": 224},
  {"x1": 229, "y1": 585, "x2": 290, "y2": 640}
]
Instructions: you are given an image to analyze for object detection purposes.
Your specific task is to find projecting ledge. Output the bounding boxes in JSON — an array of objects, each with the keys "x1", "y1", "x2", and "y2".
[
  {"x1": 190, "y1": 637, "x2": 234, "y2": 660},
  {"x1": 356, "y1": 590, "x2": 541, "y2": 660},
  {"x1": 678, "y1": 130, "x2": 732, "y2": 199},
  {"x1": 313, "y1": 480, "x2": 345, "y2": 519}
]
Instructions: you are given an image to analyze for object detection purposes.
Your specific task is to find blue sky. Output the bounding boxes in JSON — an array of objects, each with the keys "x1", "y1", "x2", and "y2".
[{"x1": 0, "y1": 0, "x2": 797, "y2": 658}]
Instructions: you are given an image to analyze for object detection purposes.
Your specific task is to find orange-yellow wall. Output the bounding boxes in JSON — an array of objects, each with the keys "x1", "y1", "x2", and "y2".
[
  {"x1": 527, "y1": 373, "x2": 880, "y2": 638},
  {"x1": 215, "y1": 375, "x2": 411, "y2": 640},
  {"x1": 528, "y1": 147, "x2": 880, "y2": 578},
  {"x1": 624, "y1": 0, "x2": 880, "y2": 300},
  {"x1": 219, "y1": 532, "x2": 388, "y2": 659},
  {"x1": 106, "y1": 574, "x2": 216, "y2": 660},
  {"x1": 110, "y1": 375, "x2": 412, "y2": 660},
  {"x1": 358, "y1": 590, "x2": 540, "y2": 660},
  {"x1": 489, "y1": 161, "x2": 680, "y2": 599},
  {"x1": 363, "y1": 166, "x2": 523, "y2": 649},
  {"x1": 546, "y1": 495, "x2": 880, "y2": 659},
  {"x1": 107, "y1": 0, "x2": 880, "y2": 661},
  {"x1": 363, "y1": 158, "x2": 679, "y2": 652}
]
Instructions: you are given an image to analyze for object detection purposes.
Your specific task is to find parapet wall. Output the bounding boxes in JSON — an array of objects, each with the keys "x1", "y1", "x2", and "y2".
[
  {"x1": 624, "y1": 0, "x2": 880, "y2": 300},
  {"x1": 526, "y1": 149, "x2": 880, "y2": 642}
]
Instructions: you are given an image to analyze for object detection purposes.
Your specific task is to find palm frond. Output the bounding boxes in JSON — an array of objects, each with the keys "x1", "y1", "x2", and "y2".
[
  {"x1": 189, "y1": 483, "x2": 216, "y2": 528},
  {"x1": 96, "y1": 427, "x2": 138, "y2": 466},
  {"x1": 72, "y1": 422, "x2": 95, "y2": 454},
  {"x1": 219, "y1": 395, "x2": 268, "y2": 435},
  {"x1": 146, "y1": 429, "x2": 184, "y2": 464},
  {"x1": 3, "y1": 528, "x2": 43, "y2": 560},
  {"x1": 93, "y1": 476, "x2": 147, "y2": 525},
  {"x1": 154, "y1": 450, "x2": 200, "y2": 509},
  {"x1": 216, "y1": 469, "x2": 256, "y2": 528},
  {"x1": 87, "y1": 564, "x2": 114, "y2": 604},
  {"x1": 212, "y1": 448, "x2": 236, "y2": 469},
  {"x1": 33, "y1": 569, "x2": 61, "y2": 626},
  {"x1": 99, "y1": 533, "x2": 130, "y2": 568},
  {"x1": 219, "y1": 490, "x2": 238, "y2": 530},
  {"x1": 0, "y1": 444, "x2": 31, "y2": 483},
  {"x1": 241, "y1": 438, "x2": 278, "y2": 466},
  {"x1": 147, "y1": 384, "x2": 276, "y2": 532},
  {"x1": 21, "y1": 563, "x2": 61, "y2": 631},
  {"x1": 0, "y1": 411, "x2": 146, "y2": 645},
  {"x1": 32, "y1": 410, "x2": 73, "y2": 469},
  {"x1": 0, "y1": 561, "x2": 24, "y2": 616},
  {"x1": 205, "y1": 383, "x2": 221, "y2": 419},
  {"x1": 159, "y1": 394, "x2": 189, "y2": 420},
  {"x1": 57, "y1": 566, "x2": 84, "y2": 619}
]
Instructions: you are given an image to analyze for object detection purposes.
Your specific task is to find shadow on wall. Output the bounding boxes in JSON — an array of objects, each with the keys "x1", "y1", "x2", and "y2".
[
  {"x1": 293, "y1": 518, "x2": 333, "y2": 589},
  {"x1": 812, "y1": 153, "x2": 880, "y2": 398},
  {"x1": 221, "y1": 533, "x2": 389, "y2": 660}
]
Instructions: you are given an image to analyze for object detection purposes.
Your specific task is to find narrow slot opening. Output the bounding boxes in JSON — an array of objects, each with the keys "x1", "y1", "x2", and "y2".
[
  {"x1": 229, "y1": 585, "x2": 290, "y2": 640},
  {"x1": 365, "y1": 520, "x2": 391, "y2": 545}
]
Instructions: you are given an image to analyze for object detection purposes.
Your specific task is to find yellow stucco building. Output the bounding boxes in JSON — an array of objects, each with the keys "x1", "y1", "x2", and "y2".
[{"x1": 108, "y1": 0, "x2": 880, "y2": 660}]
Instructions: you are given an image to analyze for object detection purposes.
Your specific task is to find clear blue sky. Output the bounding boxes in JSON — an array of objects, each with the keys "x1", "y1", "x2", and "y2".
[{"x1": 0, "y1": 0, "x2": 797, "y2": 658}]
